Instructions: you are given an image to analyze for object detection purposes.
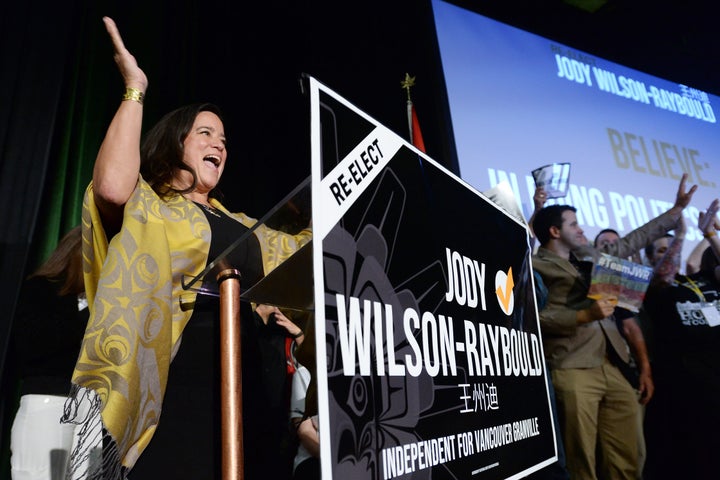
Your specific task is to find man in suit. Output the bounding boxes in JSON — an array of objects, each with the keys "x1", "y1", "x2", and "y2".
[{"x1": 531, "y1": 174, "x2": 695, "y2": 480}]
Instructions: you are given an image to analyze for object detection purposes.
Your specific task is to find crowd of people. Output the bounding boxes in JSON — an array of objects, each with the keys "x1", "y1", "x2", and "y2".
[{"x1": 529, "y1": 175, "x2": 720, "y2": 479}]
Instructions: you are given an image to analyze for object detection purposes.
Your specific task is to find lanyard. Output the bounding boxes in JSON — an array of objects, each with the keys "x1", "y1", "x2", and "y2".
[{"x1": 680, "y1": 275, "x2": 707, "y2": 302}]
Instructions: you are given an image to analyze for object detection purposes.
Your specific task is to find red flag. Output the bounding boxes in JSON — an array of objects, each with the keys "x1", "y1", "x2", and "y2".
[{"x1": 407, "y1": 100, "x2": 426, "y2": 153}]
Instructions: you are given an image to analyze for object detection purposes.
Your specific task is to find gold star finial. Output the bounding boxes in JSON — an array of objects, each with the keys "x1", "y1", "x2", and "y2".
[{"x1": 401, "y1": 73, "x2": 416, "y2": 102}]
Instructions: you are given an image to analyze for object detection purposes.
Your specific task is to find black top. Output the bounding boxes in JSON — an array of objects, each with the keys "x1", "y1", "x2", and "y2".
[
  {"x1": 130, "y1": 205, "x2": 295, "y2": 480},
  {"x1": 199, "y1": 201, "x2": 264, "y2": 289},
  {"x1": 11, "y1": 276, "x2": 88, "y2": 396}
]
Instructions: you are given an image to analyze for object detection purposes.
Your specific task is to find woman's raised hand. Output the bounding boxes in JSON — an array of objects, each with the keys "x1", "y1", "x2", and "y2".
[
  {"x1": 102, "y1": 17, "x2": 148, "y2": 93},
  {"x1": 698, "y1": 198, "x2": 720, "y2": 234}
]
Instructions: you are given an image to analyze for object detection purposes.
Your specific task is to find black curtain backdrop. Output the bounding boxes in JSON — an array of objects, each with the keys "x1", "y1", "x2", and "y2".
[
  {"x1": 2, "y1": 0, "x2": 719, "y2": 476},
  {"x1": 0, "y1": 4, "x2": 88, "y2": 472}
]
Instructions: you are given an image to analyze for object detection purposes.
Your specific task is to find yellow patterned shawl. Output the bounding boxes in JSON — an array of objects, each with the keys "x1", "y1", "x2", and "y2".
[{"x1": 65, "y1": 177, "x2": 311, "y2": 478}]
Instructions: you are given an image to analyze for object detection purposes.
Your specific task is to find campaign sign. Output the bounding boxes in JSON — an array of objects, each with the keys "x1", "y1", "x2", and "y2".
[{"x1": 309, "y1": 76, "x2": 557, "y2": 480}]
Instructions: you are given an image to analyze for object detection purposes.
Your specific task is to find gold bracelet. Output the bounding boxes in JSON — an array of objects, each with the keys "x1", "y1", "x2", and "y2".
[
  {"x1": 122, "y1": 87, "x2": 144, "y2": 105},
  {"x1": 704, "y1": 231, "x2": 717, "y2": 239}
]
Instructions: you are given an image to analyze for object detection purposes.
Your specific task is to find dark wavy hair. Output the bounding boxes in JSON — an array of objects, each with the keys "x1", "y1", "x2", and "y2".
[
  {"x1": 29, "y1": 225, "x2": 83, "y2": 296},
  {"x1": 140, "y1": 103, "x2": 225, "y2": 201},
  {"x1": 644, "y1": 233, "x2": 673, "y2": 262},
  {"x1": 532, "y1": 204, "x2": 577, "y2": 246},
  {"x1": 593, "y1": 228, "x2": 619, "y2": 247}
]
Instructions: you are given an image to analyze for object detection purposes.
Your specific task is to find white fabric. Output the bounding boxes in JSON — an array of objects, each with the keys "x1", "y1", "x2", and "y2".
[
  {"x1": 289, "y1": 365, "x2": 313, "y2": 473},
  {"x1": 11, "y1": 394, "x2": 101, "y2": 480},
  {"x1": 11, "y1": 395, "x2": 75, "y2": 480}
]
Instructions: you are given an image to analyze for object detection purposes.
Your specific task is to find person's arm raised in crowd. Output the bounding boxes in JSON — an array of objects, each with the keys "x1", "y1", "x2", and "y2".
[
  {"x1": 697, "y1": 198, "x2": 720, "y2": 281},
  {"x1": 92, "y1": 17, "x2": 148, "y2": 233},
  {"x1": 685, "y1": 238, "x2": 709, "y2": 275},
  {"x1": 605, "y1": 173, "x2": 696, "y2": 259},
  {"x1": 528, "y1": 187, "x2": 547, "y2": 236},
  {"x1": 527, "y1": 186, "x2": 547, "y2": 244},
  {"x1": 651, "y1": 215, "x2": 686, "y2": 286}
]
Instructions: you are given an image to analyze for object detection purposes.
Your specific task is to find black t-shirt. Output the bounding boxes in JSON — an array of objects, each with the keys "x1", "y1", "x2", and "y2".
[
  {"x1": 642, "y1": 270, "x2": 720, "y2": 478},
  {"x1": 643, "y1": 271, "x2": 720, "y2": 386}
]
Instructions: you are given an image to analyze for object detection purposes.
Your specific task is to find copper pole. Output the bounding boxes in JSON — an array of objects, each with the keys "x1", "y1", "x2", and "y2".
[{"x1": 217, "y1": 268, "x2": 243, "y2": 480}]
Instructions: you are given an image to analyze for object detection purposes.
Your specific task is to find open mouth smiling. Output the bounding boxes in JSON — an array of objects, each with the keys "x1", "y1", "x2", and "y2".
[{"x1": 204, "y1": 155, "x2": 221, "y2": 168}]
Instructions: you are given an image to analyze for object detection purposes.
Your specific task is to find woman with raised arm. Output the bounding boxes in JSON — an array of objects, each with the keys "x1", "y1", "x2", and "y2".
[{"x1": 63, "y1": 17, "x2": 311, "y2": 480}]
